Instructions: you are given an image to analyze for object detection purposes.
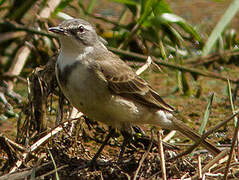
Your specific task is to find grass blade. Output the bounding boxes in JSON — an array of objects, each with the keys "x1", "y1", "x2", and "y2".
[
  {"x1": 227, "y1": 79, "x2": 238, "y2": 126},
  {"x1": 87, "y1": 0, "x2": 97, "y2": 13},
  {"x1": 48, "y1": 149, "x2": 60, "y2": 180},
  {"x1": 111, "y1": 0, "x2": 137, "y2": 6},
  {"x1": 202, "y1": 0, "x2": 239, "y2": 56},
  {"x1": 199, "y1": 93, "x2": 214, "y2": 135}
]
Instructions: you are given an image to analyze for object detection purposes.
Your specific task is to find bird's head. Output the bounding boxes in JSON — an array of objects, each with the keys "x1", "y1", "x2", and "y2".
[{"x1": 49, "y1": 18, "x2": 106, "y2": 51}]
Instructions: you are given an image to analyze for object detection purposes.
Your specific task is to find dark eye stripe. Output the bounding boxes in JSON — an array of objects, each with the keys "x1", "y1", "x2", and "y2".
[
  {"x1": 68, "y1": 26, "x2": 86, "y2": 34},
  {"x1": 68, "y1": 30, "x2": 76, "y2": 36}
]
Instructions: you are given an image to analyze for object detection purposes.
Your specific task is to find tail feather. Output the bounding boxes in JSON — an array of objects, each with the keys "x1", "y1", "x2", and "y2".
[{"x1": 172, "y1": 118, "x2": 221, "y2": 156}]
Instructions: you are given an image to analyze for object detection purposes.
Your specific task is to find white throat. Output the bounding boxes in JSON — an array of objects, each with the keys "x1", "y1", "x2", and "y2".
[{"x1": 57, "y1": 36, "x2": 94, "y2": 70}]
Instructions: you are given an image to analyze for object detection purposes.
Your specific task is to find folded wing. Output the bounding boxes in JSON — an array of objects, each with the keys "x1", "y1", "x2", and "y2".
[{"x1": 96, "y1": 55, "x2": 175, "y2": 112}]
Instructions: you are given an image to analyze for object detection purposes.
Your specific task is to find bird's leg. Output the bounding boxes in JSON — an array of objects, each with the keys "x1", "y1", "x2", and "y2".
[
  {"x1": 118, "y1": 130, "x2": 133, "y2": 161},
  {"x1": 91, "y1": 127, "x2": 115, "y2": 164},
  {"x1": 118, "y1": 126, "x2": 147, "y2": 161}
]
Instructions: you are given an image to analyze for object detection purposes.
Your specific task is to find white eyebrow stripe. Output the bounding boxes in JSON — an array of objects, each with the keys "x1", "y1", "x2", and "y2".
[{"x1": 83, "y1": 25, "x2": 94, "y2": 31}]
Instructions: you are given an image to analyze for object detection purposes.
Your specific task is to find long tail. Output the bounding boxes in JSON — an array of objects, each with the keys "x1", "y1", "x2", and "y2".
[{"x1": 172, "y1": 118, "x2": 221, "y2": 156}]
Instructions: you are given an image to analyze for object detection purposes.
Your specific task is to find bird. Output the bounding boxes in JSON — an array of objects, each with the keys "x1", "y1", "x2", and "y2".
[{"x1": 48, "y1": 18, "x2": 220, "y2": 160}]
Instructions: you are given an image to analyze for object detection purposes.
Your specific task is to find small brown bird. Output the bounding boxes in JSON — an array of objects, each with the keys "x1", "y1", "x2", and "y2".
[{"x1": 49, "y1": 18, "x2": 220, "y2": 157}]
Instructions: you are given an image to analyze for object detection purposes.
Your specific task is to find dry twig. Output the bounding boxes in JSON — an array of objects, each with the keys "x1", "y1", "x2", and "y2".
[
  {"x1": 133, "y1": 130, "x2": 153, "y2": 180},
  {"x1": 223, "y1": 115, "x2": 239, "y2": 180},
  {"x1": 157, "y1": 130, "x2": 167, "y2": 180}
]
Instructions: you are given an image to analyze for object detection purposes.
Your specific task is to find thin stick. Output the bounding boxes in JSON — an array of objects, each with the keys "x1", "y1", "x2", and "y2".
[
  {"x1": 223, "y1": 115, "x2": 239, "y2": 180},
  {"x1": 118, "y1": 23, "x2": 140, "y2": 49},
  {"x1": 186, "y1": 48, "x2": 239, "y2": 65},
  {"x1": 210, "y1": 155, "x2": 229, "y2": 171},
  {"x1": 203, "y1": 111, "x2": 239, "y2": 138},
  {"x1": 0, "y1": 21, "x2": 56, "y2": 38},
  {"x1": 38, "y1": 165, "x2": 68, "y2": 179},
  {"x1": 133, "y1": 130, "x2": 153, "y2": 180},
  {"x1": 213, "y1": 162, "x2": 239, "y2": 173},
  {"x1": 163, "y1": 130, "x2": 176, "y2": 142},
  {"x1": 0, "y1": 134, "x2": 26, "y2": 152},
  {"x1": 169, "y1": 112, "x2": 239, "y2": 162},
  {"x1": 91, "y1": 128, "x2": 115, "y2": 163},
  {"x1": 168, "y1": 143, "x2": 199, "y2": 161},
  {"x1": 197, "y1": 155, "x2": 202, "y2": 179},
  {"x1": 192, "y1": 149, "x2": 229, "y2": 180},
  {"x1": 108, "y1": 47, "x2": 238, "y2": 83},
  {"x1": 157, "y1": 131, "x2": 167, "y2": 180},
  {"x1": 136, "y1": 56, "x2": 152, "y2": 75},
  {"x1": 0, "y1": 162, "x2": 52, "y2": 180}
]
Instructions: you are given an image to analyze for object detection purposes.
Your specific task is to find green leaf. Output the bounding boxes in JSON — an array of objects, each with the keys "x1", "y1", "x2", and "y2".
[
  {"x1": 138, "y1": 0, "x2": 154, "y2": 25},
  {"x1": 56, "y1": 12, "x2": 73, "y2": 20},
  {"x1": 158, "y1": 13, "x2": 202, "y2": 42},
  {"x1": 224, "y1": 29, "x2": 236, "y2": 49},
  {"x1": 159, "y1": 40, "x2": 167, "y2": 60},
  {"x1": 176, "y1": 58, "x2": 191, "y2": 96},
  {"x1": 202, "y1": 0, "x2": 239, "y2": 56},
  {"x1": 52, "y1": 0, "x2": 73, "y2": 17},
  {"x1": 181, "y1": 71, "x2": 191, "y2": 96},
  {"x1": 87, "y1": 0, "x2": 97, "y2": 13},
  {"x1": 199, "y1": 93, "x2": 214, "y2": 135},
  {"x1": 140, "y1": 27, "x2": 159, "y2": 43},
  {"x1": 153, "y1": 0, "x2": 172, "y2": 15},
  {"x1": 0, "y1": 0, "x2": 7, "y2": 6},
  {"x1": 111, "y1": 0, "x2": 138, "y2": 6},
  {"x1": 112, "y1": 0, "x2": 137, "y2": 16},
  {"x1": 160, "y1": 24, "x2": 184, "y2": 47}
]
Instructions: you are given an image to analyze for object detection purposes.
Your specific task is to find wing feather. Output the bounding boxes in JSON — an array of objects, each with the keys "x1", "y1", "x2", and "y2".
[{"x1": 95, "y1": 54, "x2": 174, "y2": 112}]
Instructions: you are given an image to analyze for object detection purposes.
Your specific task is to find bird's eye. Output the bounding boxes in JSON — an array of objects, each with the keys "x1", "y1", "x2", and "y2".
[{"x1": 78, "y1": 26, "x2": 84, "y2": 33}]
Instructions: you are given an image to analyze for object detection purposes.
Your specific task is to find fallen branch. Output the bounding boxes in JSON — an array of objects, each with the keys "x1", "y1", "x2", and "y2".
[
  {"x1": 185, "y1": 48, "x2": 239, "y2": 66},
  {"x1": 108, "y1": 47, "x2": 239, "y2": 83}
]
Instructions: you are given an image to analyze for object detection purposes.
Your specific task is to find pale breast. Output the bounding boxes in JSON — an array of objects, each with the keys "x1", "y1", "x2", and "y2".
[
  {"x1": 56, "y1": 58, "x2": 108, "y2": 108},
  {"x1": 56, "y1": 60, "x2": 144, "y2": 127},
  {"x1": 55, "y1": 52, "x2": 156, "y2": 129}
]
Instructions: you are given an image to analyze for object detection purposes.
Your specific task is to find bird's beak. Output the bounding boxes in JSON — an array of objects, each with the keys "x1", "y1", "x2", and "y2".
[{"x1": 48, "y1": 26, "x2": 64, "y2": 34}]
